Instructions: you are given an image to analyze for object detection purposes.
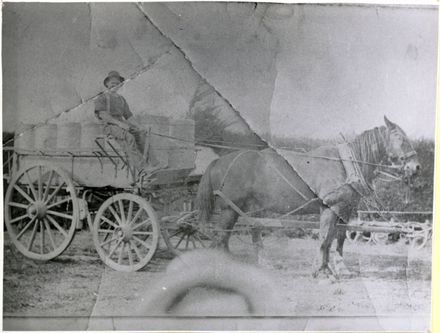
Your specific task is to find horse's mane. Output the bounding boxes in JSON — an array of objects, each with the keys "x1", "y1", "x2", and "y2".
[{"x1": 349, "y1": 126, "x2": 388, "y2": 184}]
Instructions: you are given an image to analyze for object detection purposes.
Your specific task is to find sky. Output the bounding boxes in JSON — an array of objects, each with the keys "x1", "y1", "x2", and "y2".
[
  {"x1": 268, "y1": 5, "x2": 438, "y2": 139},
  {"x1": 2, "y1": 3, "x2": 438, "y2": 140}
]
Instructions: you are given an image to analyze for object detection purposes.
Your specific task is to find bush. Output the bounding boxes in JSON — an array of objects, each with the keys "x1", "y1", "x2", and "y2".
[{"x1": 372, "y1": 139, "x2": 434, "y2": 213}]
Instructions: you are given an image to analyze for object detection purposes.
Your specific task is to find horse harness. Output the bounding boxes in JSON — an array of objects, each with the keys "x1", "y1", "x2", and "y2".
[
  {"x1": 214, "y1": 150, "x2": 317, "y2": 219},
  {"x1": 337, "y1": 143, "x2": 373, "y2": 197},
  {"x1": 212, "y1": 125, "x2": 417, "y2": 219},
  {"x1": 217, "y1": 150, "x2": 311, "y2": 200},
  {"x1": 213, "y1": 145, "x2": 374, "y2": 218}
]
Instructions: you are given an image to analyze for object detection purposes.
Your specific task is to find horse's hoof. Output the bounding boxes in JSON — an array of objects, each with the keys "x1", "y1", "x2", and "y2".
[
  {"x1": 317, "y1": 277, "x2": 334, "y2": 285},
  {"x1": 312, "y1": 266, "x2": 334, "y2": 279},
  {"x1": 338, "y1": 270, "x2": 357, "y2": 279}
]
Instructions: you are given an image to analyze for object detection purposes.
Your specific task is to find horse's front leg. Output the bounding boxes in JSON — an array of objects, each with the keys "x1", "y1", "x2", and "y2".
[
  {"x1": 313, "y1": 207, "x2": 338, "y2": 278},
  {"x1": 334, "y1": 218, "x2": 358, "y2": 277},
  {"x1": 332, "y1": 226, "x2": 356, "y2": 277},
  {"x1": 336, "y1": 222, "x2": 346, "y2": 257}
]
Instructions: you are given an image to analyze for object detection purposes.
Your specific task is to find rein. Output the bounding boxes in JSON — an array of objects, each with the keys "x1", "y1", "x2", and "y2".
[
  {"x1": 151, "y1": 127, "x2": 412, "y2": 175},
  {"x1": 401, "y1": 150, "x2": 417, "y2": 159},
  {"x1": 347, "y1": 126, "x2": 417, "y2": 184},
  {"x1": 271, "y1": 150, "x2": 401, "y2": 170},
  {"x1": 375, "y1": 170, "x2": 402, "y2": 182}
]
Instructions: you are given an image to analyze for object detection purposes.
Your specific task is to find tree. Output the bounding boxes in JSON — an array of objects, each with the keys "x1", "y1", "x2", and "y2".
[{"x1": 187, "y1": 82, "x2": 267, "y2": 154}]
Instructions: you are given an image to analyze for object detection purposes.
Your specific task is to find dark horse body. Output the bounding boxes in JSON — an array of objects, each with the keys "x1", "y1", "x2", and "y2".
[{"x1": 196, "y1": 117, "x2": 420, "y2": 276}]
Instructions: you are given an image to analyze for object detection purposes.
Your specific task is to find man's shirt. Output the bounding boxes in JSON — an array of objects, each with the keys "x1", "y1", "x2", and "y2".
[{"x1": 94, "y1": 92, "x2": 133, "y2": 122}]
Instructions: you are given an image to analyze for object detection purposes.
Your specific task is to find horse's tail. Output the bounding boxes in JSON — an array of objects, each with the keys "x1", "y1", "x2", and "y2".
[{"x1": 196, "y1": 159, "x2": 217, "y2": 223}]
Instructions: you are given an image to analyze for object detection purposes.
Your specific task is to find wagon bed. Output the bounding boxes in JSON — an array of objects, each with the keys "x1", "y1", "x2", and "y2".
[{"x1": 3, "y1": 119, "x2": 211, "y2": 272}]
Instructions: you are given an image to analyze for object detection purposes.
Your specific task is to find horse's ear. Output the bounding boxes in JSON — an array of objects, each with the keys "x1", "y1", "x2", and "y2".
[{"x1": 384, "y1": 116, "x2": 396, "y2": 129}]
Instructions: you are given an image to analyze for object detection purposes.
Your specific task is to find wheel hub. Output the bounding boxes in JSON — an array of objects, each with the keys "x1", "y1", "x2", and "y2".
[
  {"x1": 28, "y1": 201, "x2": 47, "y2": 219},
  {"x1": 117, "y1": 225, "x2": 133, "y2": 242}
]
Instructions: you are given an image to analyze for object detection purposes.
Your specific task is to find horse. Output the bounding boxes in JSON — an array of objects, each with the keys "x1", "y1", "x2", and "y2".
[{"x1": 195, "y1": 116, "x2": 421, "y2": 277}]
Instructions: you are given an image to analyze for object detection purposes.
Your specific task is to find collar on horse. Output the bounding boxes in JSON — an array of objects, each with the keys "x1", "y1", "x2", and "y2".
[
  {"x1": 337, "y1": 143, "x2": 373, "y2": 197},
  {"x1": 337, "y1": 125, "x2": 417, "y2": 197}
]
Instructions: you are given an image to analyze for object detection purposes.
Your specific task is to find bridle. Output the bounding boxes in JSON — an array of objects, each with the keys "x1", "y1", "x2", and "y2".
[
  {"x1": 399, "y1": 150, "x2": 417, "y2": 160},
  {"x1": 376, "y1": 127, "x2": 418, "y2": 182}
]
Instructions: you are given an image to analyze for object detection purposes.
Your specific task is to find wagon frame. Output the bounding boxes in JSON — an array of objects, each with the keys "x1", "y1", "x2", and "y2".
[{"x1": 3, "y1": 124, "x2": 207, "y2": 272}]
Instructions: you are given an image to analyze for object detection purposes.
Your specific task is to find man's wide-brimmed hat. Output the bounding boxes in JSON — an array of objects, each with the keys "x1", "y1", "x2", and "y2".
[{"x1": 103, "y1": 71, "x2": 125, "y2": 87}]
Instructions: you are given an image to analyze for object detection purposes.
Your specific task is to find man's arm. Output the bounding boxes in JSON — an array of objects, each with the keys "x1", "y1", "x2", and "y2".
[
  {"x1": 94, "y1": 94, "x2": 131, "y2": 130},
  {"x1": 121, "y1": 97, "x2": 142, "y2": 130},
  {"x1": 124, "y1": 115, "x2": 143, "y2": 130},
  {"x1": 98, "y1": 112, "x2": 131, "y2": 130}
]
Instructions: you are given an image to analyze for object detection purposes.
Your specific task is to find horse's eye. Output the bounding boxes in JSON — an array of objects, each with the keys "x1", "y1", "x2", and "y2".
[{"x1": 400, "y1": 156, "x2": 405, "y2": 161}]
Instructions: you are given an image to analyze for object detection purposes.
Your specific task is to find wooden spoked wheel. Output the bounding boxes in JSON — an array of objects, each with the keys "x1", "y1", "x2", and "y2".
[
  {"x1": 406, "y1": 223, "x2": 431, "y2": 250},
  {"x1": 161, "y1": 212, "x2": 214, "y2": 256},
  {"x1": 372, "y1": 232, "x2": 389, "y2": 245},
  {"x1": 4, "y1": 163, "x2": 78, "y2": 260},
  {"x1": 93, "y1": 193, "x2": 160, "y2": 272},
  {"x1": 361, "y1": 232, "x2": 373, "y2": 243},
  {"x1": 345, "y1": 230, "x2": 361, "y2": 244}
]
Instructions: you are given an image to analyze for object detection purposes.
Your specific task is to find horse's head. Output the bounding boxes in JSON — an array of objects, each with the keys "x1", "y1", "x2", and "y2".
[{"x1": 383, "y1": 116, "x2": 421, "y2": 180}]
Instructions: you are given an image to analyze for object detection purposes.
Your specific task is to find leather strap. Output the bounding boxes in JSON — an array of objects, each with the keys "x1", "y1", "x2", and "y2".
[{"x1": 219, "y1": 150, "x2": 253, "y2": 191}]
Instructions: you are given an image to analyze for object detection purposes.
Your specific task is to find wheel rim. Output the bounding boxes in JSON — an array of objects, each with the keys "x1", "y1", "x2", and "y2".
[
  {"x1": 4, "y1": 163, "x2": 78, "y2": 260},
  {"x1": 372, "y1": 232, "x2": 389, "y2": 245},
  {"x1": 93, "y1": 193, "x2": 159, "y2": 272},
  {"x1": 345, "y1": 230, "x2": 360, "y2": 244},
  {"x1": 408, "y1": 223, "x2": 430, "y2": 250},
  {"x1": 362, "y1": 232, "x2": 373, "y2": 243},
  {"x1": 162, "y1": 212, "x2": 214, "y2": 255},
  {"x1": 411, "y1": 233, "x2": 428, "y2": 250},
  {"x1": 167, "y1": 223, "x2": 213, "y2": 251}
]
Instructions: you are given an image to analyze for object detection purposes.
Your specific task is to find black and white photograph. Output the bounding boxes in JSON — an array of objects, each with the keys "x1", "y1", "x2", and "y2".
[{"x1": 2, "y1": 2, "x2": 438, "y2": 331}]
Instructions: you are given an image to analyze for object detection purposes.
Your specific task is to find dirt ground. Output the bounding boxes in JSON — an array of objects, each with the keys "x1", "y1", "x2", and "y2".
[{"x1": 3, "y1": 229, "x2": 432, "y2": 331}]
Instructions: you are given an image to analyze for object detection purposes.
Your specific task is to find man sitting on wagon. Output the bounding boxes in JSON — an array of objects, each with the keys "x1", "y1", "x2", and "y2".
[{"x1": 94, "y1": 71, "x2": 163, "y2": 180}]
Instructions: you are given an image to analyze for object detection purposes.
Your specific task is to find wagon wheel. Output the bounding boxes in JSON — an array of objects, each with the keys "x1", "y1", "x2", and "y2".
[
  {"x1": 93, "y1": 193, "x2": 160, "y2": 272},
  {"x1": 406, "y1": 223, "x2": 431, "y2": 250},
  {"x1": 161, "y1": 211, "x2": 214, "y2": 256},
  {"x1": 361, "y1": 232, "x2": 373, "y2": 243},
  {"x1": 372, "y1": 232, "x2": 389, "y2": 245},
  {"x1": 4, "y1": 162, "x2": 78, "y2": 260},
  {"x1": 410, "y1": 231, "x2": 429, "y2": 250},
  {"x1": 345, "y1": 230, "x2": 361, "y2": 244}
]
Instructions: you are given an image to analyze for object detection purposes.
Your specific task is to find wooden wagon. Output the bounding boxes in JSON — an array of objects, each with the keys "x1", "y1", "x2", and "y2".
[
  {"x1": 344, "y1": 210, "x2": 432, "y2": 249},
  {"x1": 3, "y1": 119, "x2": 431, "y2": 272},
  {"x1": 3, "y1": 118, "x2": 213, "y2": 272}
]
